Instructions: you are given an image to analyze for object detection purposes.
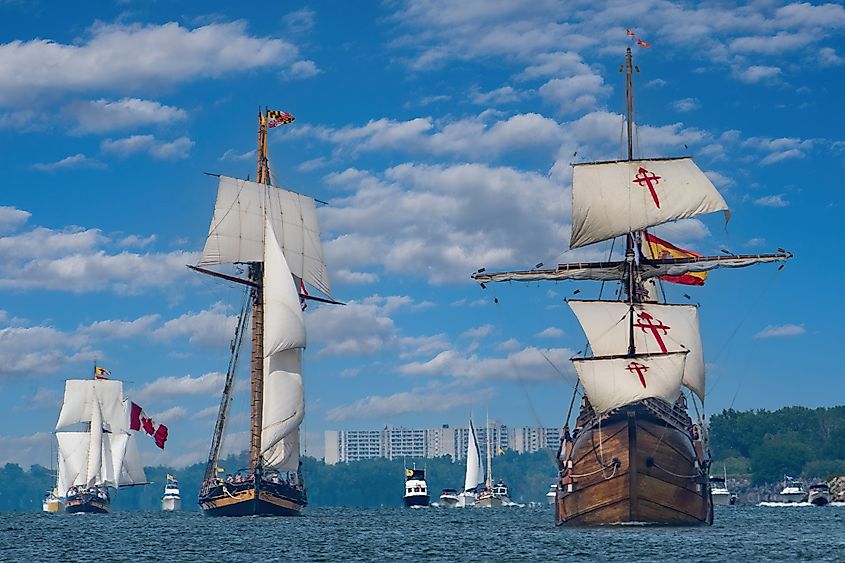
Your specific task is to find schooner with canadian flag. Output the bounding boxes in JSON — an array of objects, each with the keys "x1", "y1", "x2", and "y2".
[{"x1": 472, "y1": 47, "x2": 792, "y2": 525}]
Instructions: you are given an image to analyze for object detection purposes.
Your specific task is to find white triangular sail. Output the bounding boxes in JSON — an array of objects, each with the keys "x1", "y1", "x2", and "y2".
[
  {"x1": 56, "y1": 380, "x2": 128, "y2": 433},
  {"x1": 197, "y1": 175, "x2": 331, "y2": 297},
  {"x1": 570, "y1": 158, "x2": 728, "y2": 249},
  {"x1": 464, "y1": 420, "x2": 484, "y2": 492},
  {"x1": 573, "y1": 352, "x2": 687, "y2": 413},
  {"x1": 260, "y1": 217, "x2": 307, "y2": 471},
  {"x1": 568, "y1": 300, "x2": 705, "y2": 400}
]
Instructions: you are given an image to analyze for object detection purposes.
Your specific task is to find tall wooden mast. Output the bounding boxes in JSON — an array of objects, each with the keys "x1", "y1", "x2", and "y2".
[
  {"x1": 624, "y1": 47, "x2": 638, "y2": 356},
  {"x1": 249, "y1": 109, "x2": 269, "y2": 473}
]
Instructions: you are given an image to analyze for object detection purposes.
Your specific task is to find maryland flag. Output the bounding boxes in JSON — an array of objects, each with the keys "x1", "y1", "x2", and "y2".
[
  {"x1": 94, "y1": 366, "x2": 111, "y2": 380},
  {"x1": 643, "y1": 232, "x2": 706, "y2": 286},
  {"x1": 129, "y1": 402, "x2": 169, "y2": 449},
  {"x1": 267, "y1": 109, "x2": 295, "y2": 128}
]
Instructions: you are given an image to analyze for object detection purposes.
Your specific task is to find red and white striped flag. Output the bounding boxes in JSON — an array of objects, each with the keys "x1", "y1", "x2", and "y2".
[{"x1": 129, "y1": 402, "x2": 169, "y2": 449}]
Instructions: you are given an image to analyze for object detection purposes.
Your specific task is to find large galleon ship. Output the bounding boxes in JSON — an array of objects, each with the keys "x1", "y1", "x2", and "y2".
[
  {"x1": 472, "y1": 48, "x2": 791, "y2": 525},
  {"x1": 195, "y1": 109, "x2": 339, "y2": 516}
]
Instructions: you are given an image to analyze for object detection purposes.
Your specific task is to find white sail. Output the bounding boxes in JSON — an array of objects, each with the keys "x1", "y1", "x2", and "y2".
[
  {"x1": 568, "y1": 300, "x2": 705, "y2": 400},
  {"x1": 56, "y1": 432, "x2": 89, "y2": 495},
  {"x1": 261, "y1": 349, "x2": 305, "y2": 469},
  {"x1": 260, "y1": 217, "x2": 307, "y2": 471},
  {"x1": 117, "y1": 434, "x2": 148, "y2": 487},
  {"x1": 56, "y1": 379, "x2": 128, "y2": 433},
  {"x1": 85, "y1": 398, "x2": 104, "y2": 486},
  {"x1": 464, "y1": 420, "x2": 484, "y2": 492},
  {"x1": 263, "y1": 428, "x2": 301, "y2": 471},
  {"x1": 573, "y1": 352, "x2": 687, "y2": 413},
  {"x1": 570, "y1": 158, "x2": 729, "y2": 249},
  {"x1": 263, "y1": 218, "x2": 307, "y2": 355},
  {"x1": 197, "y1": 175, "x2": 331, "y2": 297}
]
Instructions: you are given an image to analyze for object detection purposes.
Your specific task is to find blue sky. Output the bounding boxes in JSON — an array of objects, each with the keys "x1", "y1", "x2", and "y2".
[{"x1": 0, "y1": 0, "x2": 842, "y2": 469}]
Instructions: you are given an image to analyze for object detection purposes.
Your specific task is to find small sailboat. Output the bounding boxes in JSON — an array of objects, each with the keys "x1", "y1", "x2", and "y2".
[
  {"x1": 472, "y1": 48, "x2": 792, "y2": 526},
  {"x1": 42, "y1": 489, "x2": 63, "y2": 513},
  {"x1": 195, "y1": 109, "x2": 340, "y2": 517},
  {"x1": 438, "y1": 418, "x2": 484, "y2": 508},
  {"x1": 403, "y1": 466, "x2": 430, "y2": 508},
  {"x1": 54, "y1": 370, "x2": 149, "y2": 513},
  {"x1": 162, "y1": 474, "x2": 181, "y2": 511},
  {"x1": 475, "y1": 416, "x2": 503, "y2": 508}
]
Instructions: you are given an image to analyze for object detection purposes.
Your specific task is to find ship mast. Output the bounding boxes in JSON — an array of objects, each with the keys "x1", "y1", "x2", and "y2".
[
  {"x1": 249, "y1": 109, "x2": 270, "y2": 474},
  {"x1": 624, "y1": 47, "x2": 638, "y2": 355}
]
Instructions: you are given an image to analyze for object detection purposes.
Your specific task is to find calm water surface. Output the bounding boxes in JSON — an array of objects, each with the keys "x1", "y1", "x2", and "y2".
[{"x1": 3, "y1": 504, "x2": 844, "y2": 562}]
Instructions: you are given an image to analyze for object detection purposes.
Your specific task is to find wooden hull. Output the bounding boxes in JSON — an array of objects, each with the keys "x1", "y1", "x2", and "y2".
[
  {"x1": 556, "y1": 402, "x2": 712, "y2": 526},
  {"x1": 200, "y1": 479, "x2": 306, "y2": 517},
  {"x1": 65, "y1": 495, "x2": 110, "y2": 514}
]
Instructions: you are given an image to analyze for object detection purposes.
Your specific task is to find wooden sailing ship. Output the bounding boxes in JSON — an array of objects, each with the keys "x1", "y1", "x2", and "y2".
[
  {"x1": 472, "y1": 48, "x2": 791, "y2": 525},
  {"x1": 54, "y1": 375, "x2": 148, "y2": 514},
  {"x1": 195, "y1": 109, "x2": 339, "y2": 516}
]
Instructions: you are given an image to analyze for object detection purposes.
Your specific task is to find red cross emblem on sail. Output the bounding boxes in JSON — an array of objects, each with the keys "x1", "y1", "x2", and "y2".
[
  {"x1": 626, "y1": 361, "x2": 649, "y2": 388},
  {"x1": 633, "y1": 167, "x2": 662, "y2": 208},
  {"x1": 633, "y1": 311, "x2": 671, "y2": 353}
]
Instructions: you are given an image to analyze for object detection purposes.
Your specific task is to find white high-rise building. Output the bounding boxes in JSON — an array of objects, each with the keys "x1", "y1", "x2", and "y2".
[{"x1": 324, "y1": 423, "x2": 559, "y2": 464}]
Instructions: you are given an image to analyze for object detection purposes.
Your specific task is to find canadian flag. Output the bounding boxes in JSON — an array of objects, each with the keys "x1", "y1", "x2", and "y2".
[{"x1": 129, "y1": 402, "x2": 169, "y2": 449}]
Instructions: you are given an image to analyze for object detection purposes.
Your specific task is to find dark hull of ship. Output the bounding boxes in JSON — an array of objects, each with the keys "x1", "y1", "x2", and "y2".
[
  {"x1": 65, "y1": 494, "x2": 110, "y2": 514},
  {"x1": 199, "y1": 479, "x2": 306, "y2": 517},
  {"x1": 556, "y1": 399, "x2": 712, "y2": 526},
  {"x1": 404, "y1": 494, "x2": 430, "y2": 507}
]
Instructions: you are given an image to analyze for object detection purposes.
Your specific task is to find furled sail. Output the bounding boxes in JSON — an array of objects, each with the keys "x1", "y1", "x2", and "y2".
[
  {"x1": 464, "y1": 420, "x2": 484, "y2": 492},
  {"x1": 197, "y1": 175, "x2": 332, "y2": 297},
  {"x1": 568, "y1": 300, "x2": 705, "y2": 401},
  {"x1": 472, "y1": 261, "x2": 625, "y2": 284},
  {"x1": 640, "y1": 252, "x2": 791, "y2": 279},
  {"x1": 55, "y1": 380, "x2": 128, "y2": 433},
  {"x1": 570, "y1": 157, "x2": 728, "y2": 249},
  {"x1": 572, "y1": 352, "x2": 687, "y2": 413},
  {"x1": 261, "y1": 218, "x2": 306, "y2": 471}
]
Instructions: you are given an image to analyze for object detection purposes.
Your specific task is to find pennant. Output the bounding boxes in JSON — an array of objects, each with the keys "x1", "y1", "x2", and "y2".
[
  {"x1": 129, "y1": 402, "x2": 169, "y2": 449},
  {"x1": 299, "y1": 278, "x2": 309, "y2": 311},
  {"x1": 267, "y1": 109, "x2": 295, "y2": 128},
  {"x1": 626, "y1": 28, "x2": 635, "y2": 37},
  {"x1": 94, "y1": 366, "x2": 111, "y2": 380},
  {"x1": 643, "y1": 232, "x2": 707, "y2": 286}
]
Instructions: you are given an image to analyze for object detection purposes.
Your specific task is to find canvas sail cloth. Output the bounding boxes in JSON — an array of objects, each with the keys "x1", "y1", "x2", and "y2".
[
  {"x1": 570, "y1": 157, "x2": 729, "y2": 249},
  {"x1": 572, "y1": 352, "x2": 687, "y2": 413},
  {"x1": 54, "y1": 381, "x2": 146, "y2": 494},
  {"x1": 261, "y1": 218, "x2": 306, "y2": 471},
  {"x1": 568, "y1": 300, "x2": 706, "y2": 401},
  {"x1": 463, "y1": 420, "x2": 484, "y2": 492},
  {"x1": 197, "y1": 175, "x2": 332, "y2": 297}
]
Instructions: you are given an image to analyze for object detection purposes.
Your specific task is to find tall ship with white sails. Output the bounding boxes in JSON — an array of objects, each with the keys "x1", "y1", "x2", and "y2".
[
  {"x1": 195, "y1": 109, "x2": 340, "y2": 516},
  {"x1": 53, "y1": 373, "x2": 149, "y2": 513},
  {"x1": 472, "y1": 48, "x2": 791, "y2": 525}
]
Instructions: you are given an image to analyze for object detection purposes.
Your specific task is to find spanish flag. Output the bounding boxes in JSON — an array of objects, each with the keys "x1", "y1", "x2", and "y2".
[
  {"x1": 94, "y1": 366, "x2": 111, "y2": 380},
  {"x1": 637, "y1": 38, "x2": 650, "y2": 48},
  {"x1": 643, "y1": 232, "x2": 706, "y2": 286}
]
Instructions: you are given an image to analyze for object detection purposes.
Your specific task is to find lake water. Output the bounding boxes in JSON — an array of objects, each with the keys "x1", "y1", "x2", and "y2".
[{"x1": 3, "y1": 504, "x2": 844, "y2": 562}]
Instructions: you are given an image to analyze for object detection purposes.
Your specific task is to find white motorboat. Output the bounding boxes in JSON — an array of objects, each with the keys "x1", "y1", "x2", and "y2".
[
  {"x1": 403, "y1": 467, "x2": 430, "y2": 508},
  {"x1": 807, "y1": 483, "x2": 831, "y2": 506},
  {"x1": 778, "y1": 477, "x2": 806, "y2": 503},
  {"x1": 546, "y1": 483, "x2": 557, "y2": 505},
  {"x1": 161, "y1": 474, "x2": 181, "y2": 511}
]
